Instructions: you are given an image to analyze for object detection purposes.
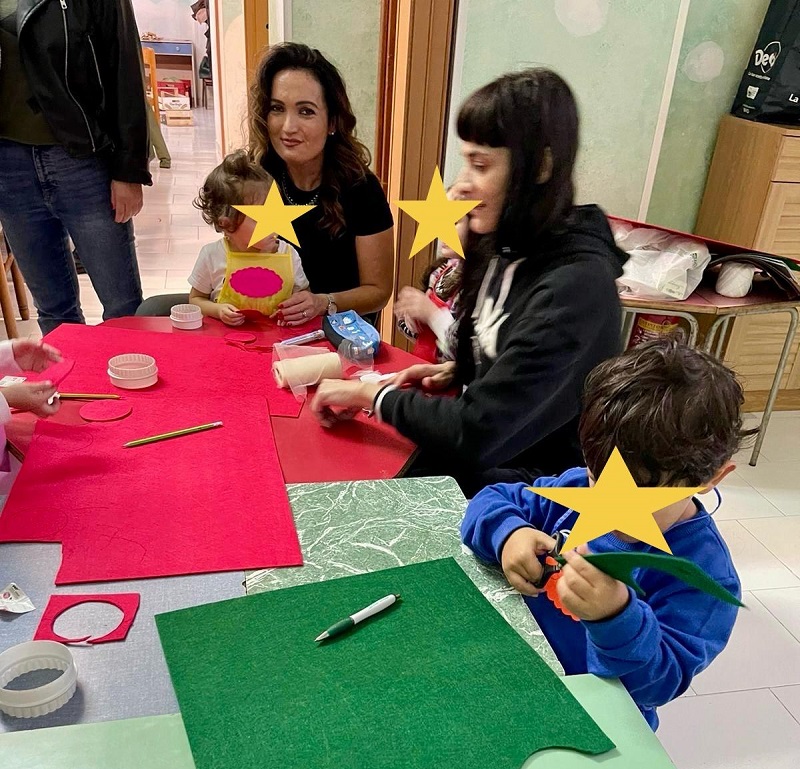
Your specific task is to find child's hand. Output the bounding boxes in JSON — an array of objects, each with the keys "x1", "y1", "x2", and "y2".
[
  {"x1": 556, "y1": 546, "x2": 630, "y2": 622},
  {"x1": 3, "y1": 381, "x2": 60, "y2": 417},
  {"x1": 217, "y1": 304, "x2": 245, "y2": 326},
  {"x1": 394, "y1": 287, "x2": 436, "y2": 326},
  {"x1": 12, "y1": 339, "x2": 62, "y2": 372},
  {"x1": 500, "y1": 527, "x2": 557, "y2": 597}
]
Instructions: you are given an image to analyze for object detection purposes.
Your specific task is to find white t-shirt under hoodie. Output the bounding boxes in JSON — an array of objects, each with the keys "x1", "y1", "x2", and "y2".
[{"x1": 188, "y1": 238, "x2": 309, "y2": 301}]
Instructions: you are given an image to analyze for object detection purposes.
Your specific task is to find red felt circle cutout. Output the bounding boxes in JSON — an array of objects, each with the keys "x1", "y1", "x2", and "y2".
[
  {"x1": 79, "y1": 401, "x2": 133, "y2": 422},
  {"x1": 224, "y1": 332, "x2": 257, "y2": 344}
]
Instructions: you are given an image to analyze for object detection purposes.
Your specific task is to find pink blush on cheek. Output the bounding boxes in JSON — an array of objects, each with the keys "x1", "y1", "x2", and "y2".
[{"x1": 229, "y1": 267, "x2": 284, "y2": 298}]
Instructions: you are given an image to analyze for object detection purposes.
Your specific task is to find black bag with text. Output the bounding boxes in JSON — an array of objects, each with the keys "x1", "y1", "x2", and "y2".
[{"x1": 732, "y1": 0, "x2": 800, "y2": 123}]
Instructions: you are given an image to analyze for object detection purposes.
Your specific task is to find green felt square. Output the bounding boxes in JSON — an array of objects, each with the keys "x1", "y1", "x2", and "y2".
[{"x1": 156, "y1": 558, "x2": 613, "y2": 768}]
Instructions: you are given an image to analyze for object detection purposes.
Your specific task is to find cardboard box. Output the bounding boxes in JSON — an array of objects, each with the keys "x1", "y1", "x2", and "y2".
[
  {"x1": 162, "y1": 110, "x2": 194, "y2": 127},
  {"x1": 159, "y1": 94, "x2": 190, "y2": 112}
]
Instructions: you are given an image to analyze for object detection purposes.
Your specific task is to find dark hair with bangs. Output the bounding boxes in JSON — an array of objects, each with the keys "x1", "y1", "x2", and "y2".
[
  {"x1": 580, "y1": 337, "x2": 754, "y2": 487},
  {"x1": 452, "y1": 69, "x2": 580, "y2": 374},
  {"x1": 456, "y1": 68, "x2": 579, "y2": 255}
]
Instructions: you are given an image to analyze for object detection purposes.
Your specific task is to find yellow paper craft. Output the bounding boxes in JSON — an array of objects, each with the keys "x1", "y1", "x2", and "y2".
[{"x1": 217, "y1": 242, "x2": 294, "y2": 316}]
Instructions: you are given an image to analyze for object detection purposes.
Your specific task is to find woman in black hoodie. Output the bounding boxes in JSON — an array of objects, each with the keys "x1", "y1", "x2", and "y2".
[{"x1": 311, "y1": 69, "x2": 627, "y2": 496}]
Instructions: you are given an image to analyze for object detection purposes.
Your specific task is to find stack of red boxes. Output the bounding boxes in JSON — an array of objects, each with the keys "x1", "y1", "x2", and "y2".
[{"x1": 157, "y1": 79, "x2": 193, "y2": 101}]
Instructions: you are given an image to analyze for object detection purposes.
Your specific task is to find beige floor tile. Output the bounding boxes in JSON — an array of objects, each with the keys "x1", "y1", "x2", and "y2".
[
  {"x1": 716, "y1": 520, "x2": 800, "y2": 590},
  {"x1": 659, "y1": 689, "x2": 800, "y2": 768},
  {"x1": 742, "y1": 517, "x2": 800, "y2": 577},
  {"x1": 692, "y1": 592, "x2": 800, "y2": 694}
]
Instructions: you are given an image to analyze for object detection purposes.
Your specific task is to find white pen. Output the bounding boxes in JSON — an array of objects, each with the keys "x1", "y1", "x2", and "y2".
[
  {"x1": 277, "y1": 329, "x2": 326, "y2": 347},
  {"x1": 314, "y1": 594, "x2": 401, "y2": 642}
]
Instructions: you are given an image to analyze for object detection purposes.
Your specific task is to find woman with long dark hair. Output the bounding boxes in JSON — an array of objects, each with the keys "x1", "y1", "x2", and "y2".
[
  {"x1": 311, "y1": 69, "x2": 627, "y2": 496},
  {"x1": 249, "y1": 43, "x2": 393, "y2": 325}
]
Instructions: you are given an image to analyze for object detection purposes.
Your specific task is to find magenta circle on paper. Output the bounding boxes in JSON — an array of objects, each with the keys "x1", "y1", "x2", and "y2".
[
  {"x1": 229, "y1": 267, "x2": 284, "y2": 298},
  {"x1": 79, "y1": 401, "x2": 133, "y2": 423}
]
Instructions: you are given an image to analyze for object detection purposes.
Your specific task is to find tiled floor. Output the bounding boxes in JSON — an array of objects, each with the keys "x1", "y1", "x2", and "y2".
[
  {"x1": 2, "y1": 109, "x2": 800, "y2": 767},
  {"x1": 658, "y1": 411, "x2": 800, "y2": 767},
  {"x1": 2, "y1": 108, "x2": 219, "y2": 340}
]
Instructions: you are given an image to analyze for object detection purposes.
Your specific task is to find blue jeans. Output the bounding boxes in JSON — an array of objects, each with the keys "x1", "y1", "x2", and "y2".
[{"x1": 0, "y1": 140, "x2": 143, "y2": 334}]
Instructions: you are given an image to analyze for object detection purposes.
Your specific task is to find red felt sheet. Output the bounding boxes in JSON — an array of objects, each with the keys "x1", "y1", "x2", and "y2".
[
  {"x1": 0, "y1": 396, "x2": 303, "y2": 584},
  {"x1": 42, "y1": 324, "x2": 302, "y2": 418},
  {"x1": 6, "y1": 319, "x2": 422, "y2": 483}
]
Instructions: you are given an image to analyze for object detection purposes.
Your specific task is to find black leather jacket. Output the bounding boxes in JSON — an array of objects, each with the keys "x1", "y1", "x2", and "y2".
[{"x1": 3, "y1": 0, "x2": 152, "y2": 184}]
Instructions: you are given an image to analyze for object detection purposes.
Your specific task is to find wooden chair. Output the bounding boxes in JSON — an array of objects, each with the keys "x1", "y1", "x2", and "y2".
[
  {"x1": 201, "y1": 76, "x2": 213, "y2": 109},
  {"x1": 142, "y1": 46, "x2": 160, "y2": 120},
  {"x1": 0, "y1": 230, "x2": 31, "y2": 339}
]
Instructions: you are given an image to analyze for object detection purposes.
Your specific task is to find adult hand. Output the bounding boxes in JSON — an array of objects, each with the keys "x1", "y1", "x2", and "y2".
[
  {"x1": 12, "y1": 339, "x2": 62, "y2": 372},
  {"x1": 310, "y1": 380, "x2": 379, "y2": 428},
  {"x1": 3, "y1": 381, "x2": 60, "y2": 417},
  {"x1": 110, "y1": 181, "x2": 144, "y2": 224},
  {"x1": 500, "y1": 527, "x2": 557, "y2": 597},
  {"x1": 392, "y1": 361, "x2": 456, "y2": 390},
  {"x1": 394, "y1": 287, "x2": 436, "y2": 327},
  {"x1": 275, "y1": 291, "x2": 327, "y2": 327},
  {"x1": 216, "y1": 303, "x2": 245, "y2": 326},
  {"x1": 195, "y1": 7, "x2": 208, "y2": 23},
  {"x1": 556, "y1": 546, "x2": 630, "y2": 622}
]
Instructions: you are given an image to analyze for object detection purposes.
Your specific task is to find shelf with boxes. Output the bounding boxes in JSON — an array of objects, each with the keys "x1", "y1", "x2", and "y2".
[{"x1": 696, "y1": 115, "x2": 800, "y2": 400}]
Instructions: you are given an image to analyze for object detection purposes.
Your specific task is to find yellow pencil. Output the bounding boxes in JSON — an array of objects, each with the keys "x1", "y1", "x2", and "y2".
[
  {"x1": 123, "y1": 421, "x2": 223, "y2": 448},
  {"x1": 59, "y1": 393, "x2": 122, "y2": 400}
]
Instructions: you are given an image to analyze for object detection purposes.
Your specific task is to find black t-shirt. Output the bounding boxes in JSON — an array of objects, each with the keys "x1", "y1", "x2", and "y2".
[{"x1": 267, "y1": 163, "x2": 394, "y2": 295}]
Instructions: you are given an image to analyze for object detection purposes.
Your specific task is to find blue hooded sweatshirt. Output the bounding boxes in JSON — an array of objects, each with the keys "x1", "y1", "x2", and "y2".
[{"x1": 460, "y1": 468, "x2": 741, "y2": 729}]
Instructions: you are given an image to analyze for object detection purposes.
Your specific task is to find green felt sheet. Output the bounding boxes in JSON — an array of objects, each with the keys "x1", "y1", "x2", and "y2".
[
  {"x1": 156, "y1": 558, "x2": 614, "y2": 769},
  {"x1": 555, "y1": 552, "x2": 745, "y2": 607}
]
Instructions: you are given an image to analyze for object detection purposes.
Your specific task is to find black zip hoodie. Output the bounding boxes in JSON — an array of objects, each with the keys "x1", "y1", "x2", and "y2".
[
  {"x1": 1, "y1": 0, "x2": 151, "y2": 185},
  {"x1": 380, "y1": 205, "x2": 627, "y2": 496}
]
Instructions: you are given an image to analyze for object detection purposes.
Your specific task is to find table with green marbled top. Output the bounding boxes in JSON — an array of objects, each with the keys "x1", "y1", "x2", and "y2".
[
  {"x1": 2, "y1": 476, "x2": 677, "y2": 769},
  {"x1": 245, "y1": 475, "x2": 562, "y2": 673}
]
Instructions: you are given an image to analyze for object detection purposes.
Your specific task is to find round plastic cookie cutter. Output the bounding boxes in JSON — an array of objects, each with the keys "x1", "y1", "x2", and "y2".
[
  {"x1": 0, "y1": 641, "x2": 78, "y2": 719},
  {"x1": 107, "y1": 354, "x2": 158, "y2": 390},
  {"x1": 170, "y1": 304, "x2": 203, "y2": 330}
]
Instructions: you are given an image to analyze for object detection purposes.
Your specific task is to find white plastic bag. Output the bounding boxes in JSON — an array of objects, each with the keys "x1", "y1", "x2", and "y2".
[{"x1": 613, "y1": 222, "x2": 710, "y2": 301}]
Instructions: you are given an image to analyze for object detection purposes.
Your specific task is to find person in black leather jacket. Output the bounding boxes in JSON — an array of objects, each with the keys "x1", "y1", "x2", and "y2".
[{"x1": 0, "y1": 0, "x2": 151, "y2": 333}]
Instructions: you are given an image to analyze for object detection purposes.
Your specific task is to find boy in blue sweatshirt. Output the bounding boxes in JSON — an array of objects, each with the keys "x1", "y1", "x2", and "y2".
[{"x1": 461, "y1": 338, "x2": 746, "y2": 730}]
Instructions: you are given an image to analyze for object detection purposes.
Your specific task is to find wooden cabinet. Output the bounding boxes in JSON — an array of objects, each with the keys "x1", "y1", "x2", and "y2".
[{"x1": 696, "y1": 115, "x2": 800, "y2": 397}]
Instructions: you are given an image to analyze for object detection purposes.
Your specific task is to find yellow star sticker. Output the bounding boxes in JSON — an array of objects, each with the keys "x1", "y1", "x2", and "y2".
[
  {"x1": 395, "y1": 167, "x2": 480, "y2": 258},
  {"x1": 232, "y1": 184, "x2": 316, "y2": 249},
  {"x1": 528, "y1": 448, "x2": 704, "y2": 554}
]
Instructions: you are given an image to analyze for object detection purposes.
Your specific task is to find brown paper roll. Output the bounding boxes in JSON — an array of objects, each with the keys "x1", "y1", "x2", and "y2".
[{"x1": 272, "y1": 352, "x2": 344, "y2": 389}]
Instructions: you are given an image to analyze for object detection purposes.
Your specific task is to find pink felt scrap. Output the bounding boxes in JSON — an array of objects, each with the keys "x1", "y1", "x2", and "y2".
[
  {"x1": 79, "y1": 400, "x2": 133, "y2": 422},
  {"x1": 26, "y1": 358, "x2": 75, "y2": 386},
  {"x1": 224, "y1": 332, "x2": 257, "y2": 344},
  {"x1": 34, "y1": 593, "x2": 140, "y2": 644},
  {"x1": 0, "y1": 396, "x2": 303, "y2": 584},
  {"x1": 229, "y1": 267, "x2": 283, "y2": 298},
  {"x1": 41, "y1": 324, "x2": 301, "y2": 418}
]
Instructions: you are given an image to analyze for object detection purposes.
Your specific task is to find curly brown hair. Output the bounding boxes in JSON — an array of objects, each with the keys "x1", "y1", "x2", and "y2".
[
  {"x1": 248, "y1": 42, "x2": 371, "y2": 238},
  {"x1": 580, "y1": 337, "x2": 754, "y2": 487},
  {"x1": 193, "y1": 150, "x2": 273, "y2": 233}
]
